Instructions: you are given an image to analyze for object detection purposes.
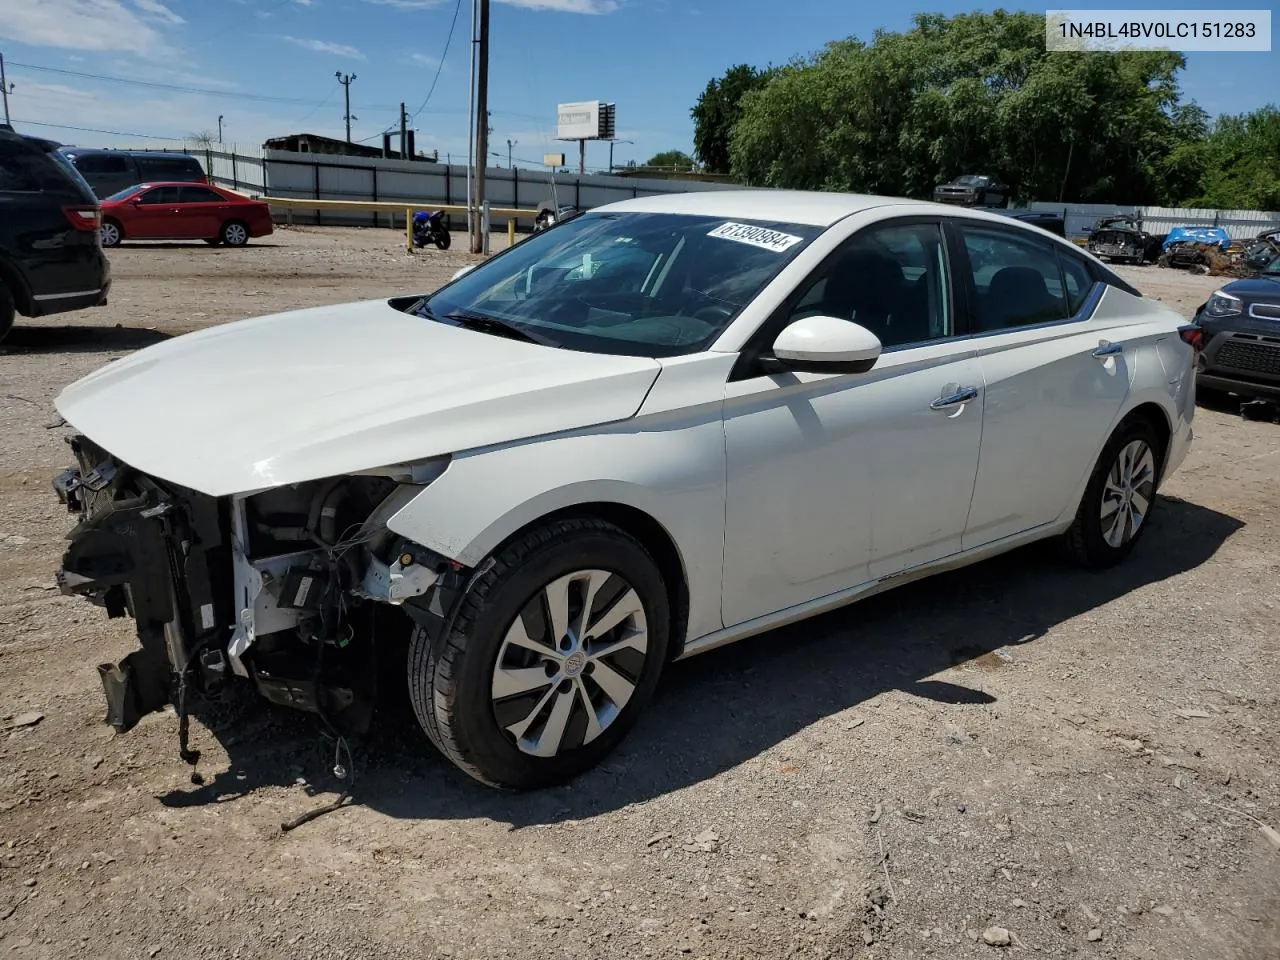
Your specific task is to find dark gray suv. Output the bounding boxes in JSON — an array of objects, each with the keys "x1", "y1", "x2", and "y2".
[{"x1": 57, "y1": 147, "x2": 208, "y2": 199}]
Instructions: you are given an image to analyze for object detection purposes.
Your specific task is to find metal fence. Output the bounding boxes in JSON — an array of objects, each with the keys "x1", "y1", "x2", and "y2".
[{"x1": 113, "y1": 144, "x2": 1280, "y2": 240}]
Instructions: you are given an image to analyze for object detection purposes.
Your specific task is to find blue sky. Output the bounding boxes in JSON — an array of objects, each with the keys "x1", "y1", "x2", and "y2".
[{"x1": 1, "y1": 0, "x2": 1275, "y2": 169}]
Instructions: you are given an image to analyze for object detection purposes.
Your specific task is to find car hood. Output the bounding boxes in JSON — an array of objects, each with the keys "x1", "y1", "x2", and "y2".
[
  {"x1": 55, "y1": 298, "x2": 663, "y2": 496},
  {"x1": 1220, "y1": 275, "x2": 1280, "y2": 299}
]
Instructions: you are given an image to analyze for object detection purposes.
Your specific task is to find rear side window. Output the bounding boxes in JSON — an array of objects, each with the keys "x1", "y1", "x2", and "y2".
[
  {"x1": 0, "y1": 148, "x2": 41, "y2": 192},
  {"x1": 958, "y1": 225, "x2": 1070, "y2": 331},
  {"x1": 1056, "y1": 250, "x2": 1095, "y2": 315},
  {"x1": 179, "y1": 185, "x2": 224, "y2": 203},
  {"x1": 73, "y1": 153, "x2": 131, "y2": 175},
  {"x1": 137, "y1": 156, "x2": 203, "y2": 180}
]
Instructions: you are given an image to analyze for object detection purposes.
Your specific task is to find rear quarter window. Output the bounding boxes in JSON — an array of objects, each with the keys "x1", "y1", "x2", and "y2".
[
  {"x1": 0, "y1": 148, "x2": 41, "y2": 192},
  {"x1": 136, "y1": 156, "x2": 204, "y2": 180}
]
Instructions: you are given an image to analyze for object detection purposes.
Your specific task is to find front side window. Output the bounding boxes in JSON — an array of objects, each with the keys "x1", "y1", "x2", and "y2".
[
  {"x1": 785, "y1": 222, "x2": 952, "y2": 348},
  {"x1": 138, "y1": 186, "x2": 181, "y2": 205},
  {"x1": 958, "y1": 225, "x2": 1071, "y2": 331},
  {"x1": 418, "y1": 212, "x2": 822, "y2": 357}
]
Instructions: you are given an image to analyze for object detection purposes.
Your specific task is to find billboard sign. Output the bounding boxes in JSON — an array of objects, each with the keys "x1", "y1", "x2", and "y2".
[
  {"x1": 557, "y1": 101, "x2": 616, "y2": 141},
  {"x1": 558, "y1": 101, "x2": 600, "y2": 140}
]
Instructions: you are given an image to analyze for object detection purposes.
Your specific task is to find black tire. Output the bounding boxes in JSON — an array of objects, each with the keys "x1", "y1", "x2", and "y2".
[
  {"x1": 1063, "y1": 417, "x2": 1163, "y2": 569},
  {"x1": 408, "y1": 518, "x2": 671, "y2": 789},
  {"x1": 0, "y1": 281, "x2": 13, "y2": 345},
  {"x1": 434, "y1": 230, "x2": 452, "y2": 251},
  {"x1": 220, "y1": 220, "x2": 249, "y2": 247},
  {"x1": 100, "y1": 218, "x2": 123, "y2": 247}
]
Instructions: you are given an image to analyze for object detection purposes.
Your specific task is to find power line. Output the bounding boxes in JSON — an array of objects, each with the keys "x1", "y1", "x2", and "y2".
[
  {"x1": 10, "y1": 118, "x2": 187, "y2": 141},
  {"x1": 410, "y1": 0, "x2": 462, "y2": 123},
  {"x1": 9, "y1": 61, "x2": 328, "y2": 106}
]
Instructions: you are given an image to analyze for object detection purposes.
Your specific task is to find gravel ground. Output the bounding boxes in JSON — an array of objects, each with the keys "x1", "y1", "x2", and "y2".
[{"x1": 1, "y1": 227, "x2": 1277, "y2": 960}]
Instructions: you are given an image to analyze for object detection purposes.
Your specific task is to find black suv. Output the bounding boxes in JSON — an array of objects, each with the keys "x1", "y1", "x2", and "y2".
[
  {"x1": 1191, "y1": 254, "x2": 1280, "y2": 402},
  {"x1": 0, "y1": 126, "x2": 111, "y2": 343}
]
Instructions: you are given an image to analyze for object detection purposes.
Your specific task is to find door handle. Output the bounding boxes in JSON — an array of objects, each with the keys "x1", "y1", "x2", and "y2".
[
  {"x1": 930, "y1": 385, "x2": 980, "y2": 410},
  {"x1": 1093, "y1": 341, "x2": 1123, "y2": 357}
]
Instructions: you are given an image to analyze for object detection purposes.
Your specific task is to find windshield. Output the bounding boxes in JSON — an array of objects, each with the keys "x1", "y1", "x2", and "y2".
[
  {"x1": 1263, "y1": 254, "x2": 1280, "y2": 276},
  {"x1": 104, "y1": 185, "x2": 146, "y2": 201},
  {"x1": 419, "y1": 211, "x2": 823, "y2": 357},
  {"x1": 954, "y1": 175, "x2": 990, "y2": 187}
]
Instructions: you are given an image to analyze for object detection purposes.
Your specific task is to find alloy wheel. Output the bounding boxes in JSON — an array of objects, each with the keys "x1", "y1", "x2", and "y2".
[
  {"x1": 491, "y1": 569, "x2": 648, "y2": 759},
  {"x1": 99, "y1": 222, "x2": 120, "y2": 246},
  {"x1": 224, "y1": 223, "x2": 248, "y2": 246},
  {"x1": 1100, "y1": 438, "x2": 1156, "y2": 548}
]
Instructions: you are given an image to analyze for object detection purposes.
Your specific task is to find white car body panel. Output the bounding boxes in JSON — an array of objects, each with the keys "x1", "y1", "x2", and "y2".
[
  {"x1": 52, "y1": 190, "x2": 1196, "y2": 678},
  {"x1": 54, "y1": 299, "x2": 661, "y2": 496},
  {"x1": 720, "y1": 342, "x2": 985, "y2": 626}
]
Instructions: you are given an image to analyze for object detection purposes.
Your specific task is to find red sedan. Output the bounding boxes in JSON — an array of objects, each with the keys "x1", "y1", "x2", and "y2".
[{"x1": 98, "y1": 182, "x2": 274, "y2": 247}]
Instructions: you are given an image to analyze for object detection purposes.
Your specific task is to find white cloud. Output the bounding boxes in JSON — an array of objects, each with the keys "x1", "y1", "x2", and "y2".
[
  {"x1": 132, "y1": 0, "x2": 184, "y2": 24},
  {"x1": 363, "y1": 0, "x2": 446, "y2": 8},
  {"x1": 409, "y1": 52, "x2": 442, "y2": 67},
  {"x1": 0, "y1": 0, "x2": 176, "y2": 54},
  {"x1": 496, "y1": 0, "x2": 619, "y2": 11},
  {"x1": 281, "y1": 36, "x2": 366, "y2": 59}
]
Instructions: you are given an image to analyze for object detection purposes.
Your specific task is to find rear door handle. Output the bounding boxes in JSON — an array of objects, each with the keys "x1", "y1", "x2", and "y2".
[
  {"x1": 930, "y1": 385, "x2": 980, "y2": 410},
  {"x1": 1093, "y1": 341, "x2": 1123, "y2": 357}
]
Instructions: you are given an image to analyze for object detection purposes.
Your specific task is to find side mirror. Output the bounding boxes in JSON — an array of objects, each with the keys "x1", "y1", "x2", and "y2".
[
  {"x1": 451, "y1": 264, "x2": 476, "y2": 281},
  {"x1": 769, "y1": 315, "x2": 882, "y2": 375}
]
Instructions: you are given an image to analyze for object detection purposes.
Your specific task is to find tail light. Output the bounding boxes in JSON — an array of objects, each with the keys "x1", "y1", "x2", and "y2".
[
  {"x1": 1178, "y1": 324, "x2": 1204, "y2": 354},
  {"x1": 62, "y1": 205, "x2": 101, "y2": 232}
]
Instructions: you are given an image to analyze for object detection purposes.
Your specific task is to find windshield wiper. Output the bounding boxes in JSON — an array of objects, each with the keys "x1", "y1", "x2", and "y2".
[{"x1": 441, "y1": 311, "x2": 558, "y2": 347}]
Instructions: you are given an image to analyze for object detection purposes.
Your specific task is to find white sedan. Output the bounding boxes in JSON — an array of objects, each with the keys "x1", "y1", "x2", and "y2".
[{"x1": 51, "y1": 190, "x2": 1197, "y2": 790}]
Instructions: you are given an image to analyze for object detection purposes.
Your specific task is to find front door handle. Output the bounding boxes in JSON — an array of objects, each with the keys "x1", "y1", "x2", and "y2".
[
  {"x1": 1093, "y1": 341, "x2": 1123, "y2": 357},
  {"x1": 930, "y1": 385, "x2": 980, "y2": 410}
]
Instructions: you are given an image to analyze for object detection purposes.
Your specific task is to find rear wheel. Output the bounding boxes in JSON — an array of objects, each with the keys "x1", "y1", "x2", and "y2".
[
  {"x1": 1063, "y1": 417, "x2": 1162, "y2": 568},
  {"x1": 0, "y1": 282, "x2": 14, "y2": 345},
  {"x1": 99, "y1": 219, "x2": 123, "y2": 247},
  {"x1": 220, "y1": 221, "x2": 249, "y2": 247},
  {"x1": 434, "y1": 230, "x2": 452, "y2": 251},
  {"x1": 408, "y1": 518, "x2": 670, "y2": 789}
]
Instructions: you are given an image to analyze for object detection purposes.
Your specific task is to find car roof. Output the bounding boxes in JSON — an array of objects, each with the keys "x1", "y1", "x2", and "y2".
[
  {"x1": 590, "y1": 189, "x2": 939, "y2": 227},
  {"x1": 59, "y1": 147, "x2": 199, "y2": 160}
]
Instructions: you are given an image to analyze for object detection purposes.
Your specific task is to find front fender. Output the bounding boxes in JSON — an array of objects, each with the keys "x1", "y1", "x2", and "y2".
[{"x1": 384, "y1": 411, "x2": 729, "y2": 641}]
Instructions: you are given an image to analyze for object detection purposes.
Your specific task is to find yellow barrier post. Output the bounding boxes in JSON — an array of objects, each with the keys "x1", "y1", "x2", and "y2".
[
  {"x1": 508, "y1": 218, "x2": 515, "y2": 247},
  {"x1": 405, "y1": 207, "x2": 413, "y2": 254}
]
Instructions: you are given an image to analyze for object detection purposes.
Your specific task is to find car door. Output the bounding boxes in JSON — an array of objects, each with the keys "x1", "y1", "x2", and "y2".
[
  {"x1": 948, "y1": 219, "x2": 1132, "y2": 550},
  {"x1": 176, "y1": 185, "x2": 226, "y2": 238},
  {"x1": 126, "y1": 186, "x2": 182, "y2": 238},
  {"x1": 720, "y1": 218, "x2": 985, "y2": 627}
]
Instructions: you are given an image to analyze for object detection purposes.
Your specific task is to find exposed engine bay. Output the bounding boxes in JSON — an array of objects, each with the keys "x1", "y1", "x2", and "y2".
[{"x1": 52, "y1": 433, "x2": 461, "y2": 756}]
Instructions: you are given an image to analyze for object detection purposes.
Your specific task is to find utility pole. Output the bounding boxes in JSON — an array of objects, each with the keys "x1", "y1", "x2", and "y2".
[
  {"x1": 335, "y1": 71, "x2": 357, "y2": 142},
  {"x1": 0, "y1": 53, "x2": 12, "y2": 127},
  {"x1": 506, "y1": 137, "x2": 516, "y2": 169},
  {"x1": 399, "y1": 102, "x2": 408, "y2": 160},
  {"x1": 471, "y1": 0, "x2": 490, "y2": 254},
  {"x1": 217, "y1": 114, "x2": 224, "y2": 143}
]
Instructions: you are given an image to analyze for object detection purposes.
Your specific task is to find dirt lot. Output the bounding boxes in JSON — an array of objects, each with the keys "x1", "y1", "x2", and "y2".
[{"x1": 1, "y1": 227, "x2": 1277, "y2": 960}]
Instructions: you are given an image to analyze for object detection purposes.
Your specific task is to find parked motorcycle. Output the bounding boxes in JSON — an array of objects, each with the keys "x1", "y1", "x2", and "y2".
[{"x1": 412, "y1": 209, "x2": 451, "y2": 250}]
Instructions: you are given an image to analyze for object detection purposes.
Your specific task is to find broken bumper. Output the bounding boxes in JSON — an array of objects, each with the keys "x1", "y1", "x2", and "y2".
[{"x1": 53, "y1": 436, "x2": 231, "y2": 734}]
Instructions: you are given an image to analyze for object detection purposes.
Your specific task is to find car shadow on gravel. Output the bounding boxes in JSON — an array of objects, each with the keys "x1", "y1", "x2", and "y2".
[
  {"x1": 1, "y1": 325, "x2": 173, "y2": 354},
  {"x1": 156, "y1": 494, "x2": 1244, "y2": 825}
]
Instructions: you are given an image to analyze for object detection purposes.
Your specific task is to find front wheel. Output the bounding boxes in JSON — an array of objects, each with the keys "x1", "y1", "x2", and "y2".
[
  {"x1": 408, "y1": 518, "x2": 670, "y2": 789},
  {"x1": 1063, "y1": 417, "x2": 1162, "y2": 568},
  {"x1": 433, "y1": 229, "x2": 451, "y2": 250}
]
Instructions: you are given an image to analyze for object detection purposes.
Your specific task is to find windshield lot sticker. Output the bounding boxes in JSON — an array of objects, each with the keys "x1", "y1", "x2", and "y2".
[{"x1": 708, "y1": 222, "x2": 803, "y2": 252}]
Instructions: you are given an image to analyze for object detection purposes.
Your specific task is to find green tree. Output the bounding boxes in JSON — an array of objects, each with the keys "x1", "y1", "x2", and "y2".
[
  {"x1": 691, "y1": 64, "x2": 774, "y2": 174},
  {"x1": 644, "y1": 150, "x2": 696, "y2": 170},
  {"x1": 725, "y1": 11, "x2": 1209, "y2": 206},
  {"x1": 1184, "y1": 107, "x2": 1280, "y2": 210}
]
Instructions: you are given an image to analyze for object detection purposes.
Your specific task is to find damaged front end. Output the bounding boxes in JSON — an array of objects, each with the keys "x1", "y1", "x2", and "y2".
[{"x1": 53, "y1": 434, "x2": 455, "y2": 748}]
